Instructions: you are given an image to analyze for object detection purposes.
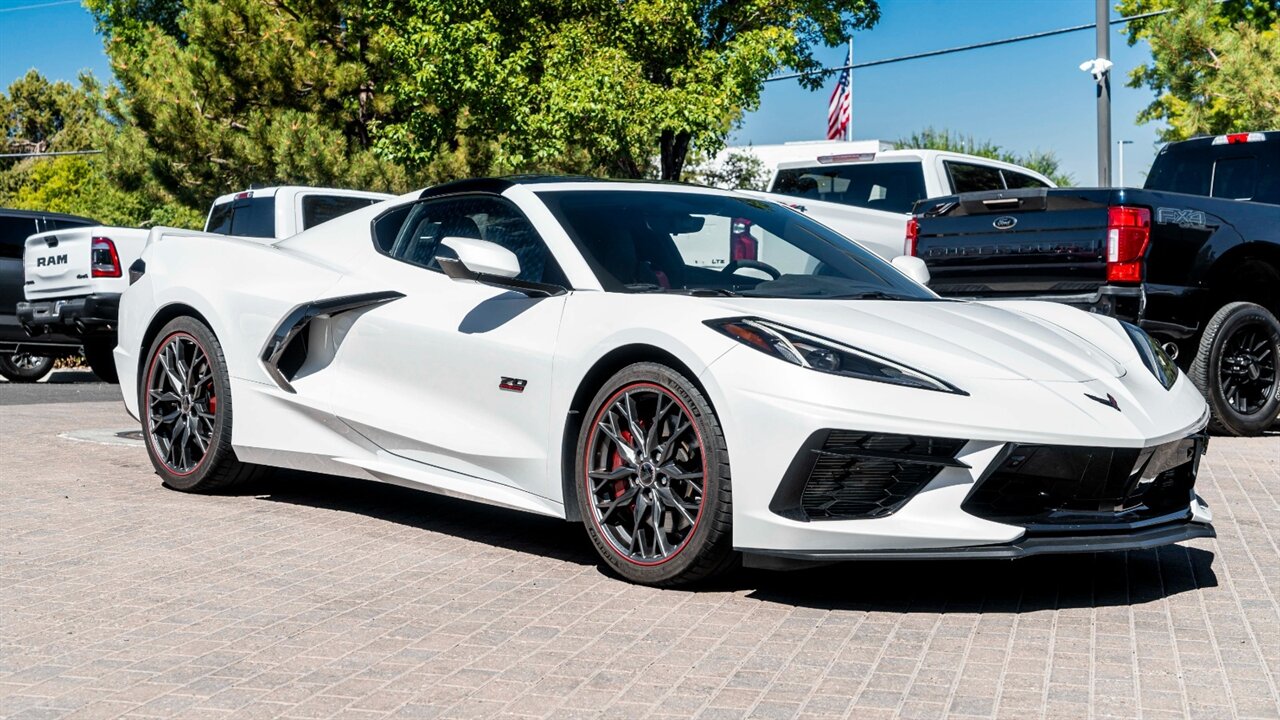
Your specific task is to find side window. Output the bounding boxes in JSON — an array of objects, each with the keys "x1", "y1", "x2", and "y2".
[
  {"x1": 0, "y1": 216, "x2": 37, "y2": 260},
  {"x1": 946, "y1": 162, "x2": 1006, "y2": 193},
  {"x1": 229, "y1": 197, "x2": 276, "y2": 238},
  {"x1": 1211, "y1": 156, "x2": 1257, "y2": 200},
  {"x1": 1002, "y1": 170, "x2": 1049, "y2": 189},
  {"x1": 372, "y1": 195, "x2": 566, "y2": 285},
  {"x1": 206, "y1": 202, "x2": 233, "y2": 234},
  {"x1": 301, "y1": 195, "x2": 380, "y2": 230}
]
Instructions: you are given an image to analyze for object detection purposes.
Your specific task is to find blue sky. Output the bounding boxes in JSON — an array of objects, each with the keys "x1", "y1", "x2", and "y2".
[{"x1": 0, "y1": 0, "x2": 1164, "y2": 185}]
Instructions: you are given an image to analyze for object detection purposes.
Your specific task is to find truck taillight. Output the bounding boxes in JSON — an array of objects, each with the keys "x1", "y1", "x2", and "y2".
[
  {"x1": 905, "y1": 217, "x2": 920, "y2": 256},
  {"x1": 1212, "y1": 132, "x2": 1265, "y2": 145},
  {"x1": 91, "y1": 237, "x2": 122, "y2": 278},
  {"x1": 1105, "y1": 206, "x2": 1150, "y2": 284}
]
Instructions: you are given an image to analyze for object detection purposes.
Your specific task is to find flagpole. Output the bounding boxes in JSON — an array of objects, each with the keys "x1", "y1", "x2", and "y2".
[{"x1": 846, "y1": 37, "x2": 854, "y2": 141}]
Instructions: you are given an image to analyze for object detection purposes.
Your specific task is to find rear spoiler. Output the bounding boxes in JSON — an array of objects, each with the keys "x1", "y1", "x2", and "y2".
[{"x1": 144, "y1": 226, "x2": 250, "y2": 248}]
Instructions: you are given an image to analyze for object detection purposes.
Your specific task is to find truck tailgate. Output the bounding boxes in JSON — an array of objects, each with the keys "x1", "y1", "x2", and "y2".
[
  {"x1": 915, "y1": 189, "x2": 1117, "y2": 297},
  {"x1": 24, "y1": 227, "x2": 146, "y2": 301}
]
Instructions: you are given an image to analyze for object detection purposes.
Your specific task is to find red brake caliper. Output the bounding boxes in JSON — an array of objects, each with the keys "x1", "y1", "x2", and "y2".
[{"x1": 611, "y1": 430, "x2": 634, "y2": 500}]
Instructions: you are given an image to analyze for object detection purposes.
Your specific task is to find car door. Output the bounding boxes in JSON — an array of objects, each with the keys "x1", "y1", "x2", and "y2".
[{"x1": 326, "y1": 194, "x2": 571, "y2": 502}]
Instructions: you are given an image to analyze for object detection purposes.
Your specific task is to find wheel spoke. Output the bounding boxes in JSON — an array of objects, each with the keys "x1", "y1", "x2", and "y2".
[{"x1": 588, "y1": 466, "x2": 634, "y2": 484}]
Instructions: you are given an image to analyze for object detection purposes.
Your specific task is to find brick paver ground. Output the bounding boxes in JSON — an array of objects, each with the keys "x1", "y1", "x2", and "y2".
[{"x1": 2, "y1": 400, "x2": 1278, "y2": 720}]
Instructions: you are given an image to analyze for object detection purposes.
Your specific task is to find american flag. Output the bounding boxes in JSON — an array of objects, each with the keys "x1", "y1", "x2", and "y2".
[{"x1": 826, "y1": 57, "x2": 852, "y2": 140}]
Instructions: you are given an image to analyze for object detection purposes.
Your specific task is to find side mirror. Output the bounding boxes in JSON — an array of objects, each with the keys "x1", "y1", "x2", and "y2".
[
  {"x1": 436, "y1": 236, "x2": 566, "y2": 299},
  {"x1": 439, "y1": 236, "x2": 521, "y2": 278},
  {"x1": 891, "y1": 255, "x2": 931, "y2": 286}
]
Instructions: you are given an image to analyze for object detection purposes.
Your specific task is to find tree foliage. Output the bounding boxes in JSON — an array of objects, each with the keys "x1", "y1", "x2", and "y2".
[
  {"x1": 0, "y1": 70, "x2": 198, "y2": 227},
  {"x1": 896, "y1": 127, "x2": 1075, "y2": 187},
  {"x1": 1118, "y1": 0, "x2": 1280, "y2": 140},
  {"x1": 376, "y1": 0, "x2": 880, "y2": 180},
  {"x1": 85, "y1": 0, "x2": 422, "y2": 208}
]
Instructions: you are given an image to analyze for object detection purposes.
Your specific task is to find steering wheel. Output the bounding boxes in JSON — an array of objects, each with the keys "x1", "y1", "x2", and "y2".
[{"x1": 721, "y1": 259, "x2": 782, "y2": 280}]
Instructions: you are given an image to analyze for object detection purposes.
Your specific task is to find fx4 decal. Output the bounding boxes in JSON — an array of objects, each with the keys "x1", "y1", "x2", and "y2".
[{"x1": 1156, "y1": 207, "x2": 1207, "y2": 229}]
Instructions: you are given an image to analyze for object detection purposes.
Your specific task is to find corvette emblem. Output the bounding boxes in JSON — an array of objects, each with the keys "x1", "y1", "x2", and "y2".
[
  {"x1": 992, "y1": 216, "x2": 1017, "y2": 230},
  {"x1": 1084, "y1": 392, "x2": 1120, "y2": 411}
]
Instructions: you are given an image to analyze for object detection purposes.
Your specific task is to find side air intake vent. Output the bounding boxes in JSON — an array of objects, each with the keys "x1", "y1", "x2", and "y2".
[{"x1": 260, "y1": 291, "x2": 403, "y2": 392}]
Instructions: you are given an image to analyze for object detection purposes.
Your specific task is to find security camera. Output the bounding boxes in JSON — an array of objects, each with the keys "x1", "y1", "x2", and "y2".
[{"x1": 1078, "y1": 57, "x2": 1114, "y2": 83}]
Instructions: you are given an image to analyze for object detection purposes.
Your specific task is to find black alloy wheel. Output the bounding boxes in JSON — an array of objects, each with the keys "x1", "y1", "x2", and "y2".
[
  {"x1": 141, "y1": 316, "x2": 262, "y2": 491},
  {"x1": 1190, "y1": 301, "x2": 1280, "y2": 436},
  {"x1": 0, "y1": 352, "x2": 53, "y2": 382},
  {"x1": 576, "y1": 362, "x2": 735, "y2": 586},
  {"x1": 146, "y1": 332, "x2": 217, "y2": 475}
]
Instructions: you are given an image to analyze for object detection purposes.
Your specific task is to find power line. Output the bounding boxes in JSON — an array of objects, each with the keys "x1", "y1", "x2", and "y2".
[
  {"x1": 764, "y1": 9, "x2": 1173, "y2": 83},
  {"x1": 0, "y1": 0, "x2": 79, "y2": 13},
  {"x1": 0, "y1": 149, "x2": 104, "y2": 158}
]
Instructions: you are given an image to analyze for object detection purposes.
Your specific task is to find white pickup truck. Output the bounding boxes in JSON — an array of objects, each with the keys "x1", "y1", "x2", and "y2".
[
  {"x1": 707, "y1": 140, "x2": 1056, "y2": 261},
  {"x1": 17, "y1": 185, "x2": 391, "y2": 382}
]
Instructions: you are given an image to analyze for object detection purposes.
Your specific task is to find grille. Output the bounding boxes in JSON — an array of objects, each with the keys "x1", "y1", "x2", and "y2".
[
  {"x1": 789, "y1": 431, "x2": 967, "y2": 520},
  {"x1": 962, "y1": 435, "x2": 1204, "y2": 532}
]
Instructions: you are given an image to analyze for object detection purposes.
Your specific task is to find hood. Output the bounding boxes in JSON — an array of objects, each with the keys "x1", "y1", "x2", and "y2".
[{"x1": 704, "y1": 298, "x2": 1125, "y2": 383}]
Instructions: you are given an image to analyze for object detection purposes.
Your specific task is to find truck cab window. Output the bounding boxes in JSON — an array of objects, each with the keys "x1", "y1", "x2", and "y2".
[{"x1": 946, "y1": 162, "x2": 1005, "y2": 193}]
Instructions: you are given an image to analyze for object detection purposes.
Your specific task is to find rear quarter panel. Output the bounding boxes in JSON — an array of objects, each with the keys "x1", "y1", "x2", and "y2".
[{"x1": 121, "y1": 231, "x2": 345, "y2": 392}]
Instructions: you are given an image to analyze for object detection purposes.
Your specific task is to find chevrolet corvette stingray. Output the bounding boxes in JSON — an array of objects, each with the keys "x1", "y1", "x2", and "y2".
[{"x1": 114, "y1": 177, "x2": 1214, "y2": 586}]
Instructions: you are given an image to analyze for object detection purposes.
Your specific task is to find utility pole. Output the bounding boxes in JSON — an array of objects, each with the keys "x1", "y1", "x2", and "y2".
[
  {"x1": 1117, "y1": 139, "x2": 1133, "y2": 186},
  {"x1": 1096, "y1": 0, "x2": 1112, "y2": 186},
  {"x1": 846, "y1": 37, "x2": 855, "y2": 141}
]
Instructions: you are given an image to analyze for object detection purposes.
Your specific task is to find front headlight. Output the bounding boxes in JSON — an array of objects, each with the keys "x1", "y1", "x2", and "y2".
[
  {"x1": 1120, "y1": 321, "x2": 1178, "y2": 389},
  {"x1": 705, "y1": 317, "x2": 966, "y2": 394}
]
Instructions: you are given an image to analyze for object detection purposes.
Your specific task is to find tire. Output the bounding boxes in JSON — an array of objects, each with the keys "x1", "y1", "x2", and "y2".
[
  {"x1": 574, "y1": 362, "x2": 735, "y2": 586},
  {"x1": 0, "y1": 353, "x2": 54, "y2": 382},
  {"x1": 140, "y1": 316, "x2": 263, "y2": 492},
  {"x1": 83, "y1": 339, "x2": 119, "y2": 384},
  {"x1": 1189, "y1": 301, "x2": 1280, "y2": 436}
]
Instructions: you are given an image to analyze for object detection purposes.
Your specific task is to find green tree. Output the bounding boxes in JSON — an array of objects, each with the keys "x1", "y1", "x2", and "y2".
[
  {"x1": 0, "y1": 70, "x2": 197, "y2": 227},
  {"x1": 1118, "y1": 0, "x2": 1280, "y2": 140},
  {"x1": 896, "y1": 127, "x2": 1075, "y2": 186},
  {"x1": 86, "y1": 0, "x2": 421, "y2": 209},
  {"x1": 376, "y1": 0, "x2": 880, "y2": 181}
]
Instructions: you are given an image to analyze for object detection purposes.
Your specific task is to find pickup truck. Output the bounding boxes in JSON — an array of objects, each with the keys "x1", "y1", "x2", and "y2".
[
  {"x1": 17, "y1": 185, "x2": 392, "y2": 382},
  {"x1": 910, "y1": 131, "x2": 1280, "y2": 436},
  {"x1": 0, "y1": 208, "x2": 96, "y2": 381},
  {"x1": 711, "y1": 140, "x2": 1055, "y2": 260}
]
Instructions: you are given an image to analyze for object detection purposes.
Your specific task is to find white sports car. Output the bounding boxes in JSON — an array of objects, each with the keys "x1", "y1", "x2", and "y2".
[{"x1": 115, "y1": 177, "x2": 1214, "y2": 586}]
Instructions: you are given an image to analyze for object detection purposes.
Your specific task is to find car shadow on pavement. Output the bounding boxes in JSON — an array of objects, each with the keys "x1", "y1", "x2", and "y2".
[
  {"x1": 244, "y1": 470, "x2": 1217, "y2": 611},
  {"x1": 740, "y1": 545, "x2": 1218, "y2": 612},
  {"x1": 246, "y1": 470, "x2": 601, "y2": 567}
]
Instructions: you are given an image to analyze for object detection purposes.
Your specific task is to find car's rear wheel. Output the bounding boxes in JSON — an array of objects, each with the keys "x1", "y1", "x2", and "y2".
[
  {"x1": 141, "y1": 317, "x2": 262, "y2": 492},
  {"x1": 1190, "y1": 301, "x2": 1280, "y2": 436},
  {"x1": 0, "y1": 353, "x2": 53, "y2": 382},
  {"x1": 83, "y1": 339, "x2": 119, "y2": 384},
  {"x1": 575, "y1": 362, "x2": 735, "y2": 586}
]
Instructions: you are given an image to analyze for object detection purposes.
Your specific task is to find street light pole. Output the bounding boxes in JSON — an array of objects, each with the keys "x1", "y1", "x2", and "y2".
[
  {"x1": 1117, "y1": 140, "x2": 1134, "y2": 187},
  {"x1": 1096, "y1": 0, "x2": 1112, "y2": 187}
]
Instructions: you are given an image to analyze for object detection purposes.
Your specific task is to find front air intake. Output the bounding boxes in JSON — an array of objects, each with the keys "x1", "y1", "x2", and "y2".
[{"x1": 771, "y1": 430, "x2": 968, "y2": 521}]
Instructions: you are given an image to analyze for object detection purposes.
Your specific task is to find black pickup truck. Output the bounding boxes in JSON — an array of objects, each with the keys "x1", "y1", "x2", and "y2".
[{"x1": 910, "y1": 132, "x2": 1280, "y2": 436}]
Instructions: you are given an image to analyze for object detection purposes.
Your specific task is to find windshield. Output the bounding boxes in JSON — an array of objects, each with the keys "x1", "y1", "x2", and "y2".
[{"x1": 537, "y1": 189, "x2": 936, "y2": 300}]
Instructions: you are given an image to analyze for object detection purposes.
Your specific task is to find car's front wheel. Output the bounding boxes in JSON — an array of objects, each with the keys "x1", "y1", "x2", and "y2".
[
  {"x1": 575, "y1": 362, "x2": 735, "y2": 586},
  {"x1": 0, "y1": 352, "x2": 53, "y2": 382},
  {"x1": 1190, "y1": 301, "x2": 1280, "y2": 436},
  {"x1": 141, "y1": 317, "x2": 262, "y2": 492}
]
